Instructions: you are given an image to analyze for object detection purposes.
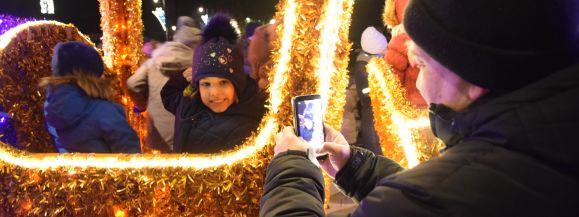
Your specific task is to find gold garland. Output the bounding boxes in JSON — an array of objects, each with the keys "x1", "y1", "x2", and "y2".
[
  {"x1": 0, "y1": 141, "x2": 274, "y2": 216},
  {"x1": 0, "y1": 0, "x2": 358, "y2": 215},
  {"x1": 0, "y1": 21, "x2": 95, "y2": 153},
  {"x1": 367, "y1": 58, "x2": 443, "y2": 168},
  {"x1": 98, "y1": 0, "x2": 149, "y2": 151},
  {"x1": 0, "y1": 21, "x2": 274, "y2": 216}
]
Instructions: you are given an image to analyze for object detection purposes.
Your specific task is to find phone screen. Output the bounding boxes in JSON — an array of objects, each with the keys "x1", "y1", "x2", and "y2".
[{"x1": 295, "y1": 97, "x2": 324, "y2": 150}]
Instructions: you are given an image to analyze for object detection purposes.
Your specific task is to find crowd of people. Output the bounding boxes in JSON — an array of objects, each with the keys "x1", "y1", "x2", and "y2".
[
  {"x1": 40, "y1": 14, "x2": 270, "y2": 154},
  {"x1": 30, "y1": 0, "x2": 578, "y2": 215}
]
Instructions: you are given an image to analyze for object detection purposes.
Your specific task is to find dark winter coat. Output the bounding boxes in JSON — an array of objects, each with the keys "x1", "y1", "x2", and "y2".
[
  {"x1": 43, "y1": 77, "x2": 141, "y2": 153},
  {"x1": 161, "y1": 73, "x2": 266, "y2": 153},
  {"x1": 127, "y1": 41, "x2": 195, "y2": 152},
  {"x1": 350, "y1": 51, "x2": 383, "y2": 155},
  {"x1": 260, "y1": 63, "x2": 579, "y2": 216}
]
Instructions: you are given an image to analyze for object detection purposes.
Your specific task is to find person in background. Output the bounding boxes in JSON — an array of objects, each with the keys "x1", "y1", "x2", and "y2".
[
  {"x1": 339, "y1": 77, "x2": 360, "y2": 146},
  {"x1": 260, "y1": 0, "x2": 579, "y2": 216},
  {"x1": 242, "y1": 22, "x2": 261, "y2": 76},
  {"x1": 383, "y1": 0, "x2": 426, "y2": 107},
  {"x1": 40, "y1": 41, "x2": 140, "y2": 153},
  {"x1": 142, "y1": 37, "x2": 160, "y2": 60},
  {"x1": 342, "y1": 26, "x2": 387, "y2": 156},
  {"x1": 161, "y1": 14, "x2": 267, "y2": 154},
  {"x1": 248, "y1": 23, "x2": 276, "y2": 90},
  {"x1": 127, "y1": 16, "x2": 202, "y2": 153},
  {"x1": 177, "y1": 16, "x2": 197, "y2": 29}
]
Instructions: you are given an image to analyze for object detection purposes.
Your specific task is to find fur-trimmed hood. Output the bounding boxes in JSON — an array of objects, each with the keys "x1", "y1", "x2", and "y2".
[
  {"x1": 39, "y1": 72, "x2": 113, "y2": 100},
  {"x1": 40, "y1": 73, "x2": 114, "y2": 130}
]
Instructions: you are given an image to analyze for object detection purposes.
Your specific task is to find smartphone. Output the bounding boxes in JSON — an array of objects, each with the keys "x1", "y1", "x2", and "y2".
[{"x1": 292, "y1": 94, "x2": 328, "y2": 160}]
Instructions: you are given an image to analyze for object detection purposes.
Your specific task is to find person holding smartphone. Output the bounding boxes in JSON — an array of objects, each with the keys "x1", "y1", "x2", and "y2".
[{"x1": 260, "y1": 0, "x2": 579, "y2": 216}]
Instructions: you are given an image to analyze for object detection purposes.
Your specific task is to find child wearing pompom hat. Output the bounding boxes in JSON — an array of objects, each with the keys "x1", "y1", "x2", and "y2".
[
  {"x1": 127, "y1": 16, "x2": 202, "y2": 153},
  {"x1": 39, "y1": 41, "x2": 141, "y2": 153},
  {"x1": 161, "y1": 15, "x2": 267, "y2": 153}
]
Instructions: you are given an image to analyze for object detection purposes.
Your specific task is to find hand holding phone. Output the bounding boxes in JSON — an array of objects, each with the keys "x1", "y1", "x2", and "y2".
[{"x1": 292, "y1": 94, "x2": 328, "y2": 160}]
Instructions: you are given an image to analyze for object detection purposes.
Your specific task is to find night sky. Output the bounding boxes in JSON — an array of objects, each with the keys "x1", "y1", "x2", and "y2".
[{"x1": 0, "y1": 0, "x2": 385, "y2": 47}]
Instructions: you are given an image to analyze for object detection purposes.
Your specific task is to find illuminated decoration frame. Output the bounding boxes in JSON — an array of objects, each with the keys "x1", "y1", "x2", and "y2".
[
  {"x1": 367, "y1": 58, "x2": 443, "y2": 168},
  {"x1": 0, "y1": 21, "x2": 91, "y2": 153},
  {"x1": 0, "y1": 14, "x2": 36, "y2": 35},
  {"x1": 98, "y1": 0, "x2": 148, "y2": 150},
  {"x1": 0, "y1": 0, "x2": 354, "y2": 216}
]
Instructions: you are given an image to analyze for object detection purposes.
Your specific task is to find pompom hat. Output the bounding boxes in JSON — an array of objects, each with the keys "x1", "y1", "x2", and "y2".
[{"x1": 192, "y1": 14, "x2": 246, "y2": 94}]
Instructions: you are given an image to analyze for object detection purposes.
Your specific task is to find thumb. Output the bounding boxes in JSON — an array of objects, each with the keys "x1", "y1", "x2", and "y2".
[
  {"x1": 318, "y1": 141, "x2": 344, "y2": 157},
  {"x1": 317, "y1": 142, "x2": 350, "y2": 178}
]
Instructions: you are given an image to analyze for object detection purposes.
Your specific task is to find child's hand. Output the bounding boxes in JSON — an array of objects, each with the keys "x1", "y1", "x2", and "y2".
[{"x1": 183, "y1": 67, "x2": 193, "y2": 82}]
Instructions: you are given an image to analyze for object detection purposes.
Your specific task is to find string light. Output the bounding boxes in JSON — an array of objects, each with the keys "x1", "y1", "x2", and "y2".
[
  {"x1": 0, "y1": 20, "x2": 94, "y2": 152},
  {"x1": 269, "y1": 0, "x2": 297, "y2": 114},
  {"x1": 0, "y1": 14, "x2": 35, "y2": 35},
  {"x1": 317, "y1": 0, "x2": 345, "y2": 107},
  {"x1": 315, "y1": 0, "x2": 353, "y2": 128},
  {"x1": 367, "y1": 58, "x2": 442, "y2": 168}
]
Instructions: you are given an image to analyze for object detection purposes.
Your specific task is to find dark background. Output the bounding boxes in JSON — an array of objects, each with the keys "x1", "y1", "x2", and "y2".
[{"x1": 0, "y1": 0, "x2": 385, "y2": 48}]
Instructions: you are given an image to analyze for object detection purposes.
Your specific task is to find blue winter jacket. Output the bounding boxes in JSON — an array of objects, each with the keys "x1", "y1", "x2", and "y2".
[{"x1": 44, "y1": 84, "x2": 141, "y2": 153}]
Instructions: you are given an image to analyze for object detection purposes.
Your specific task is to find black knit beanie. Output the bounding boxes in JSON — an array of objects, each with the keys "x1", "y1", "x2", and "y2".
[
  {"x1": 51, "y1": 41, "x2": 104, "y2": 77},
  {"x1": 404, "y1": 0, "x2": 579, "y2": 92},
  {"x1": 192, "y1": 15, "x2": 246, "y2": 94}
]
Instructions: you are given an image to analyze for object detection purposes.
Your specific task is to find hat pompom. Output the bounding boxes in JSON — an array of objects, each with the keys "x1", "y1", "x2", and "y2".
[
  {"x1": 192, "y1": 15, "x2": 246, "y2": 95},
  {"x1": 361, "y1": 26, "x2": 388, "y2": 55},
  {"x1": 202, "y1": 14, "x2": 238, "y2": 44}
]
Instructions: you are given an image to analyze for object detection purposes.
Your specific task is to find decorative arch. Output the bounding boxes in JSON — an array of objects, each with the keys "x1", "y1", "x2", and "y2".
[{"x1": 0, "y1": 0, "x2": 354, "y2": 215}]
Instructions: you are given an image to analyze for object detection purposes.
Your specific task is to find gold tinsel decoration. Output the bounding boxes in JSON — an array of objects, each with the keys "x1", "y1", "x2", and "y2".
[
  {"x1": 266, "y1": 0, "x2": 353, "y2": 209},
  {"x1": 382, "y1": 0, "x2": 399, "y2": 28},
  {"x1": 0, "y1": 21, "x2": 270, "y2": 217},
  {"x1": 98, "y1": 0, "x2": 148, "y2": 151},
  {"x1": 0, "y1": 0, "x2": 356, "y2": 216},
  {"x1": 367, "y1": 58, "x2": 443, "y2": 168},
  {"x1": 0, "y1": 21, "x2": 96, "y2": 153}
]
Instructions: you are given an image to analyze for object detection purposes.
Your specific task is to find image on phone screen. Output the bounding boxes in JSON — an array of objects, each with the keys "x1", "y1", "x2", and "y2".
[{"x1": 295, "y1": 98, "x2": 324, "y2": 150}]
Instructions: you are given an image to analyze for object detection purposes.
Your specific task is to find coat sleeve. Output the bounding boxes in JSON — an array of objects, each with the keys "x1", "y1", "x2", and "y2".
[
  {"x1": 350, "y1": 182, "x2": 449, "y2": 217},
  {"x1": 127, "y1": 60, "x2": 151, "y2": 111},
  {"x1": 160, "y1": 71, "x2": 189, "y2": 115},
  {"x1": 334, "y1": 146, "x2": 404, "y2": 202},
  {"x1": 260, "y1": 151, "x2": 325, "y2": 217},
  {"x1": 99, "y1": 104, "x2": 142, "y2": 153},
  {"x1": 224, "y1": 122, "x2": 257, "y2": 147}
]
